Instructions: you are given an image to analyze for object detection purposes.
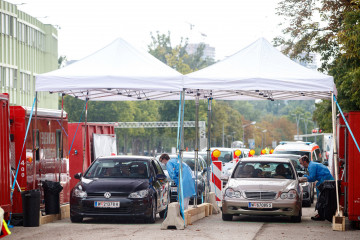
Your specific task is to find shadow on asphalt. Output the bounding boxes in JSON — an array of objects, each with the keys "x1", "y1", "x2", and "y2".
[{"x1": 79, "y1": 216, "x2": 164, "y2": 225}]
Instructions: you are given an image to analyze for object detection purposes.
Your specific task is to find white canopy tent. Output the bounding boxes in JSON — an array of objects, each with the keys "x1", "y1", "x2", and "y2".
[
  {"x1": 184, "y1": 38, "x2": 336, "y2": 101},
  {"x1": 35, "y1": 37, "x2": 341, "y2": 217},
  {"x1": 35, "y1": 38, "x2": 184, "y2": 101}
]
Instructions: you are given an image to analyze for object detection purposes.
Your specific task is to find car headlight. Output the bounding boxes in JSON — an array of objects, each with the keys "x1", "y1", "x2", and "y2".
[
  {"x1": 225, "y1": 188, "x2": 241, "y2": 198},
  {"x1": 300, "y1": 182, "x2": 309, "y2": 187},
  {"x1": 128, "y1": 189, "x2": 149, "y2": 198},
  {"x1": 73, "y1": 186, "x2": 87, "y2": 198},
  {"x1": 280, "y1": 189, "x2": 298, "y2": 199}
]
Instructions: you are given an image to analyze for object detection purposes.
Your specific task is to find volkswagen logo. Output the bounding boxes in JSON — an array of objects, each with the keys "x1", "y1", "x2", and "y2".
[{"x1": 104, "y1": 192, "x2": 111, "y2": 199}]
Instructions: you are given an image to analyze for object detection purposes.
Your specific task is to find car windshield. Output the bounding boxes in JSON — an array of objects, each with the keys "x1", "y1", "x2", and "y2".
[
  {"x1": 84, "y1": 159, "x2": 149, "y2": 179},
  {"x1": 232, "y1": 162, "x2": 295, "y2": 179}
]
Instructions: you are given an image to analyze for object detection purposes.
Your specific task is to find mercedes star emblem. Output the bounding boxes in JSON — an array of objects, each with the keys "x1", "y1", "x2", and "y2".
[{"x1": 104, "y1": 192, "x2": 111, "y2": 199}]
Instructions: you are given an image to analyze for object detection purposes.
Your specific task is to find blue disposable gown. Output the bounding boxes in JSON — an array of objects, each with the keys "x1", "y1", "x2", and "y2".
[
  {"x1": 304, "y1": 161, "x2": 334, "y2": 187},
  {"x1": 166, "y1": 158, "x2": 196, "y2": 198}
]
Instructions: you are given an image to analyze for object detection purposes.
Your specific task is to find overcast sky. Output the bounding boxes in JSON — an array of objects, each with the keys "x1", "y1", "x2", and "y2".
[{"x1": 9, "y1": 0, "x2": 283, "y2": 61}]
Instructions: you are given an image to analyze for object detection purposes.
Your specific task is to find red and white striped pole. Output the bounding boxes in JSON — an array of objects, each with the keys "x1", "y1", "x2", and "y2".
[{"x1": 211, "y1": 161, "x2": 222, "y2": 201}]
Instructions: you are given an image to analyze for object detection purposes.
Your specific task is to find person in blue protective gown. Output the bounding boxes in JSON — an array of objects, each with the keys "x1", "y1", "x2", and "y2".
[
  {"x1": 159, "y1": 153, "x2": 196, "y2": 210},
  {"x1": 299, "y1": 155, "x2": 334, "y2": 221}
]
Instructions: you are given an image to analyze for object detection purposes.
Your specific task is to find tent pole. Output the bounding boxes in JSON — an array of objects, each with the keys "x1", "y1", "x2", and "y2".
[
  {"x1": 206, "y1": 96, "x2": 213, "y2": 202},
  {"x1": 194, "y1": 94, "x2": 199, "y2": 207},
  {"x1": 59, "y1": 93, "x2": 64, "y2": 182},
  {"x1": 178, "y1": 90, "x2": 185, "y2": 222},
  {"x1": 82, "y1": 94, "x2": 89, "y2": 174},
  {"x1": 331, "y1": 93, "x2": 340, "y2": 215},
  {"x1": 32, "y1": 92, "x2": 38, "y2": 189}
]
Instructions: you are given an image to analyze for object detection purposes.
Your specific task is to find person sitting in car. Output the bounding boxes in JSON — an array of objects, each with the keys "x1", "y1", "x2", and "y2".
[
  {"x1": 274, "y1": 164, "x2": 287, "y2": 179},
  {"x1": 242, "y1": 165, "x2": 255, "y2": 178}
]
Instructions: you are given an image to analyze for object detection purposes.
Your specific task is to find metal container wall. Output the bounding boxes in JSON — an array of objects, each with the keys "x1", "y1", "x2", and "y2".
[
  {"x1": 0, "y1": 93, "x2": 11, "y2": 217},
  {"x1": 338, "y1": 111, "x2": 360, "y2": 222},
  {"x1": 68, "y1": 123, "x2": 115, "y2": 191},
  {"x1": 10, "y1": 106, "x2": 69, "y2": 215}
]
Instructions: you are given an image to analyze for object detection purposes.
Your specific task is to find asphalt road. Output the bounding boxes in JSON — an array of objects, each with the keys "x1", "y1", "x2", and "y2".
[{"x1": 7, "y1": 204, "x2": 360, "y2": 240}]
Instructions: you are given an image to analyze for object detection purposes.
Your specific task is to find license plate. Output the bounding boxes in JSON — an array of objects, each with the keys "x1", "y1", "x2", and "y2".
[
  {"x1": 248, "y1": 202, "x2": 272, "y2": 208},
  {"x1": 171, "y1": 187, "x2": 177, "y2": 192},
  {"x1": 94, "y1": 201, "x2": 120, "y2": 208}
]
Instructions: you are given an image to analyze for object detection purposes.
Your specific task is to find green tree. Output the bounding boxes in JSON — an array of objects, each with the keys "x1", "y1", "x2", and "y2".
[{"x1": 275, "y1": 0, "x2": 360, "y2": 132}]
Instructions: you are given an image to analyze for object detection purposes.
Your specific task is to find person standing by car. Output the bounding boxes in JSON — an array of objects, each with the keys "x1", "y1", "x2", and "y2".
[
  {"x1": 159, "y1": 153, "x2": 196, "y2": 210},
  {"x1": 299, "y1": 155, "x2": 334, "y2": 221}
]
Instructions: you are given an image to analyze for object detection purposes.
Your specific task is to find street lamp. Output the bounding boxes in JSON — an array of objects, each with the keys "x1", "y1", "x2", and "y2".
[
  {"x1": 292, "y1": 113, "x2": 304, "y2": 139},
  {"x1": 301, "y1": 118, "x2": 312, "y2": 141},
  {"x1": 262, "y1": 129, "x2": 267, "y2": 149},
  {"x1": 242, "y1": 121, "x2": 256, "y2": 147}
]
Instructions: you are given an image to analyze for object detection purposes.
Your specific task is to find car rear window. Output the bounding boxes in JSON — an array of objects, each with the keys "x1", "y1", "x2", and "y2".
[
  {"x1": 232, "y1": 162, "x2": 295, "y2": 179},
  {"x1": 84, "y1": 159, "x2": 149, "y2": 179}
]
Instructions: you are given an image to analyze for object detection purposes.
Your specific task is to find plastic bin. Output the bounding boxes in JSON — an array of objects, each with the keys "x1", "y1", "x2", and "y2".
[
  {"x1": 21, "y1": 190, "x2": 40, "y2": 227},
  {"x1": 42, "y1": 181, "x2": 63, "y2": 215}
]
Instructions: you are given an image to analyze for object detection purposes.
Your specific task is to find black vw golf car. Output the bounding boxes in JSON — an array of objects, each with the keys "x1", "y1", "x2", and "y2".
[{"x1": 70, "y1": 156, "x2": 169, "y2": 223}]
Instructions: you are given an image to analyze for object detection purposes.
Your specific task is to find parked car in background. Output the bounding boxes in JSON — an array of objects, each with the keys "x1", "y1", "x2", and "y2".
[
  {"x1": 70, "y1": 156, "x2": 169, "y2": 223},
  {"x1": 222, "y1": 157, "x2": 303, "y2": 222},
  {"x1": 162, "y1": 154, "x2": 207, "y2": 203},
  {"x1": 260, "y1": 154, "x2": 314, "y2": 207},
  {"x1": 273, "y1": 141, "x2": 323, "y2": 163}
]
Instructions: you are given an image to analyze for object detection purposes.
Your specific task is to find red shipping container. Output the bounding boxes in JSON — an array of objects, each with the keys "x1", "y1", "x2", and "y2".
[
  {"x1": 338, "y1": 111, "x2": 360, "y2": 223},
  {"x1": 10, "y1": 106, "x2": 70, "y2": 215},
  {"x1": 68, "y1": 123, "x2": 115, "y2": 191},
  {"x1": 0, "y1": 93, "x2": 11, "y2": 218}
]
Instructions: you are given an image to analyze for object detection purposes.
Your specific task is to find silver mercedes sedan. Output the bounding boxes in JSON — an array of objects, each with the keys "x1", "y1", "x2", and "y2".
[{"x1": 222, "y1": 157, "x2": 303, "y2": 222}]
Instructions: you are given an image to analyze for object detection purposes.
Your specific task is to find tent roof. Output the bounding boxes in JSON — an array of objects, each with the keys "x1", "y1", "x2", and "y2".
[
  {"x1": 184, "y1": 38, "x2": 336, "y2": 100},
  {"x1": 35, "y1": 38, "x2": 184, "y2": 101}
]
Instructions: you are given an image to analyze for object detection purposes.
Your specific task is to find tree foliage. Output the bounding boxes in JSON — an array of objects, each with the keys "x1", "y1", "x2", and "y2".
[{"x1": 274, "y1": 0, "x2": 360, "y2": 132}]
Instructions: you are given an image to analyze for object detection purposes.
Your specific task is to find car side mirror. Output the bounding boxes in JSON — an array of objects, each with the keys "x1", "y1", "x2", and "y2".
[
  {"x1": 156, "y1": 174, "x2": 167, "y2": 181},
  {"x1": 323, "y1": 161, "x2": 329, "y2": 166},
  {"x1": 74, "y1": 172, "x2": 82, "y2": 180},
  {"x1": 298, "y1": 172, "x2": 304, "y2": 177}
]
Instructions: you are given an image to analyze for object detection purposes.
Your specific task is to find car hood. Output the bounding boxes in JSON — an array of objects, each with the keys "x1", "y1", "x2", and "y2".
[
  {"x1": 227, "y1": 178, "x2": 298, "y2": 192},
  {"x1": 80, "y1": 178, "x2": 149, "y2": 194}
]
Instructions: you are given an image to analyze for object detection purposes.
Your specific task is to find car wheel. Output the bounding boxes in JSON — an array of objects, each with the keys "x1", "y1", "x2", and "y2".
[
  {"x1": 146, "y1": 197, "x2": 156, "y2": 223},
  {"x1": 290, "y1": 208, "x2": 302, "y2": 223},
  {"x1": 70, "y1": 214, "x2": 83, "y2": 223},
  {"x1": 222, "y1": 213, "x2": 233, "y2": 221}
]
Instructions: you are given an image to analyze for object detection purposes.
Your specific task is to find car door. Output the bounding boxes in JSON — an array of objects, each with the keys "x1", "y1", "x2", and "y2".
[{"x1": 151, "y1": 159, "x2": 169, "y2": 212}]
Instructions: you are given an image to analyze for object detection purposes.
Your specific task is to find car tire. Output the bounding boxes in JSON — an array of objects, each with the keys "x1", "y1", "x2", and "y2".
[
  {"x1": 146, "y1": 197, "x2": 156, "y2": 223},
  {"x1": 291, "y1": 208, "x2": 302, "y2": 223},
  {"x1": 70, "y1": 214, "x2": 83, "y2": 223},
  {"x1": 222, "y1": 213, "x2": 233, "y2": 221}
]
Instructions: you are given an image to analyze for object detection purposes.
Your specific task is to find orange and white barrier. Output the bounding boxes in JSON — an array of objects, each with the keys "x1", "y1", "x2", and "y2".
[{"x1": 210, "y1": 161, "x2": 222, "y2": 202}]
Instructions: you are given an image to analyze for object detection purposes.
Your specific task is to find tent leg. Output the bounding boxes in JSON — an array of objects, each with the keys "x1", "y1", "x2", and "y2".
[
  {"x1": 32, "y1": 92, "x2": 38, "y2": 189},
  {"x1": 206, "y1": 96, "x2": 213, "y2": 203},
  {"x1": 194, "y1": 95, "x2": 199, "y2": 207},
  {"x1": 82, "y1": 95, "x2": 89, "y2": 174},
  {"x1": 59, "y1": 94, "x2": 64, "y2": 182},
  {"x1": 331, "y1": 93, "x2": 340, "y2": 215}
]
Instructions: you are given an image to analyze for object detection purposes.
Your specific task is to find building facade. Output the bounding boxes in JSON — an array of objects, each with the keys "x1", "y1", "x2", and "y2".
[
  {"x1": 186, "y1": 43, "x2": 216, "y2": 60},
  {"x1": 0, "y1": 0, "x2": 58, "y2": 109}
]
